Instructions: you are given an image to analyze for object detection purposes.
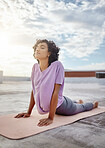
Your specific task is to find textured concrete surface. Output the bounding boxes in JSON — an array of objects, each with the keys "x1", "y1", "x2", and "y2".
[{"x1": 0, "y1": 77, "x2": 105, "y2": 148}]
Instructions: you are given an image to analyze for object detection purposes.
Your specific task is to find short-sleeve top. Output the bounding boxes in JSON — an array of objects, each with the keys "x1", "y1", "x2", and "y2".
[{"x1": 31, "y1": 60, "x2": 65, "y2": 114}]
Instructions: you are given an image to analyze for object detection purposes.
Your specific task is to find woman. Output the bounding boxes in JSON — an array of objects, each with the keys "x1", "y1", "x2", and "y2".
[{"x1": 14, "y1": 39, "x2": 98, "y2": 127}]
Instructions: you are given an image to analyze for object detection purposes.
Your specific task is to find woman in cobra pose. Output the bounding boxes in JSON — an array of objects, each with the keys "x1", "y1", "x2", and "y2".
[{"x1": 14, "y1": 39, "x2": 98, "y2": 127}]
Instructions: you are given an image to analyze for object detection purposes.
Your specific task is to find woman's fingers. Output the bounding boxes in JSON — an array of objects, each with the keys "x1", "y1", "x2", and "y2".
[
  {"x1": 14, "y1": 115, "x2": 18, "y2": 118},
  {"x1": 38, "y1": 119, "x2": 46, "y2": 126},
  {"x1": 39, "y1": 118, "x2": 46, "y2": 122},
  {"x1": 45, "y1": 122, "x2": 51, "y2": 126},
  {"x1": 23, "y1": 114, "x2": 30, "y2": 118},
  {"x1": 38, "y1": 118, "x2": 53, "y2": 126},
  {"x1": 14, "y1": 114, "x2": 20, "y2": 118},
  {"x1": 14, "y1": 113, "x2": 25, "y2": 118}
]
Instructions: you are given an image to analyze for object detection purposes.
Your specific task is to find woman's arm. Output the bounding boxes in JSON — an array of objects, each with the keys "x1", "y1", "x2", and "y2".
[
  {"x1": 14, "y1": 90, "x2": 35, "y2": 118},
  {"x1": 48, "y1": 84, "x2": 61, "y2": 120},
  {"x1": 37, "y1": 84, "x2": 61, "y2": 126},
  {"x1": 27, "y1": 90, "x2": 35, "y2": 115},
  {"x1": 48, "y1": 92, "x2": 58, "y2": 120}
]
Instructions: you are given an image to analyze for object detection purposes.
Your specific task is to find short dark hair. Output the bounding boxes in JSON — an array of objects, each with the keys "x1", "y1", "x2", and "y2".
[{"x1": 33, "y1": 39, "x2": 60, "y2": 66}]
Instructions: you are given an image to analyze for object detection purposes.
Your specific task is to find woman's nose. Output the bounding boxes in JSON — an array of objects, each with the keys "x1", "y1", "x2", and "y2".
[
  {"x1": 36, "y1": 48, "x2": 40, "y2": 51},
  {"x1": 35, "y1": 48, "x2": 40, "y2": 54}
]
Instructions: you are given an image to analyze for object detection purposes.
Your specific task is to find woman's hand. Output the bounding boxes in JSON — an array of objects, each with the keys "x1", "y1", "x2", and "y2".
[
  {"x1": 14, "y1": 113, "x2": 30, "y2": 118},
  {"x1": 37, "y1": 118, "x2": 53, "y2": 127}
]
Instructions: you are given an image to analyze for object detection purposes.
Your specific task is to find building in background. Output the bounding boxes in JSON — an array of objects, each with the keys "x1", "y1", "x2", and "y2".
[{"x1": 0, "y1": 71, "x2": 3, "y2": 84}]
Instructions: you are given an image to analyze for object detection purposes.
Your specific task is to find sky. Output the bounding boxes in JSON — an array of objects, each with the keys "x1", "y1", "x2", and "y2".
[{"x1": 0, "y1": 0, "x2": 105, "y2": 76}]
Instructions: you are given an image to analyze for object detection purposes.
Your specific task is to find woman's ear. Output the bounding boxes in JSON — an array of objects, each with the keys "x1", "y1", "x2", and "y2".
[{"x1": 48, "y1": 52, "x2": 51, "y2": 56}]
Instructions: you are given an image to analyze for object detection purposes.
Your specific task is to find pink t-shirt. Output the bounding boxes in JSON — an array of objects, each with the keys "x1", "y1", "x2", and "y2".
[{"x1": 31, "y1": 60, "x2": 65, "y2": 114}]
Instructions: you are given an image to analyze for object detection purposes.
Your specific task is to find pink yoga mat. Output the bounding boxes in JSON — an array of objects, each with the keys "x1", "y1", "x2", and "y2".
[{"x1": 0, "y1": 106, "x2": 105, "y2": 140}]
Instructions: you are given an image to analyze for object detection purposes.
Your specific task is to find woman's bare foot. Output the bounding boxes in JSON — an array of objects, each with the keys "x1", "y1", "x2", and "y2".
[
  {"x1": 77, "y1": 99, "x2": 84, "y2": 104},
  {"x1": 93, "y1": 102, "x2": 98, "y2": 109}
]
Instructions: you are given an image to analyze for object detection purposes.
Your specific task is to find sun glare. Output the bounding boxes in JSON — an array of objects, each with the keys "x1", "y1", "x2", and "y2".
[
  {"x1": 0, "y1": 31, "x2": 16, "y2": 58},
  {"x1": 0, "y1": 31, "x2": 10, "y2": 56}
]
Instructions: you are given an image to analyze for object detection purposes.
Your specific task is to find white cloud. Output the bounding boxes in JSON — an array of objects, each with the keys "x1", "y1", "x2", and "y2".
[
  {"x1": 72, "y1": 62, "x2": 105, "y2": 70},
  {"x1": 81, "y1": 58, "x2": 89, "y2": 61}
]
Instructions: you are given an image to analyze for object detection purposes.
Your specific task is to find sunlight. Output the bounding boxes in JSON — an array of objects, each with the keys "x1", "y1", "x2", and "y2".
[
  {"x1": 0, "y1": 31, "x2": 18, "y2": 58},
  {"x1": 0, "y1": 31, "x2": 10, "y2": 56}
]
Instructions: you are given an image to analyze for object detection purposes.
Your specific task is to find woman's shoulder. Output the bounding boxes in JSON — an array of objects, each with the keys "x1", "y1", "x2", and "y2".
[
  {"x1": 52, "y1": 60, "x2": 63, "y2": 66},
  {"x1": 32, "y1": 63, "x2": 38, "y2": 70},
  {"x1": 33, "y1": 62, "x2": 38, "y2": 67},
  {"x1": 53, "y1": 61, "x2": 64, "y2": 69}
]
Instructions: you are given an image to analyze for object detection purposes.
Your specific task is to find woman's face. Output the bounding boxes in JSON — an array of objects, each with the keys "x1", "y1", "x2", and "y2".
[{"x1": 33, "y1": 42, "x2": 50, "y2": 60}]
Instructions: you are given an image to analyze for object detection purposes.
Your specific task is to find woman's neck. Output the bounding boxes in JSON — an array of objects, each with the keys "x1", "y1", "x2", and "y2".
[{"x1": 39, "y1": 60, "x2": 49, "y2": 72}]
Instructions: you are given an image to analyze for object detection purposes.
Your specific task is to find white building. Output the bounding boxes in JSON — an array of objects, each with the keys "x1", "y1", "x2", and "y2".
[{"x1": 0, "y1": 71, "x2": 3, "y2": 84}]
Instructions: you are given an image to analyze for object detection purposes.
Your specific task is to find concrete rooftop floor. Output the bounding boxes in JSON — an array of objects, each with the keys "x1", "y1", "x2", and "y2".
[{"x1": 0, "y1": 77, "x2": 105, "y2": 148}]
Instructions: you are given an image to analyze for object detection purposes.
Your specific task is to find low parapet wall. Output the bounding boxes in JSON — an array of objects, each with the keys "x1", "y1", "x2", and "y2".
[
  {"x1": 65, "y1": 70, "x2": 105, "y2": 77},
  {"x1": 0, "y1": 71, "x2": 3, "y2": 84}
]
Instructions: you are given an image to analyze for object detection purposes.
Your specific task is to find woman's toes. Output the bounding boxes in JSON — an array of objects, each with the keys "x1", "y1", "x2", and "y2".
[
  {"x1": 93, "y1": 102, "x2": 99, "y2": 108},
  {"x1": 79, "y1": 100, "x2": 83, "y2": 104}
]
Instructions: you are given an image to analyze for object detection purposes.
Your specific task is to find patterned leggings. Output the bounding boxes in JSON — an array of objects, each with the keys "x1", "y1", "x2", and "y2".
[{"x1": 55, "y1": 96, "x2": 93, "y2": 116}]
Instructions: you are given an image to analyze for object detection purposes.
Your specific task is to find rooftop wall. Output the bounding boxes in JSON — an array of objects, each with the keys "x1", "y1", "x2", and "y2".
[{"x1": 65, "y1": 70, "x2": 105, "y2": 77}]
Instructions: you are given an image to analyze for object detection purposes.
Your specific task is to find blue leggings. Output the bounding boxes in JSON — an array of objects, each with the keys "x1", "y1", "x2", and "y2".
[{"x1": 55, "y1": 96, "x2": 94, "y2": 116}]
